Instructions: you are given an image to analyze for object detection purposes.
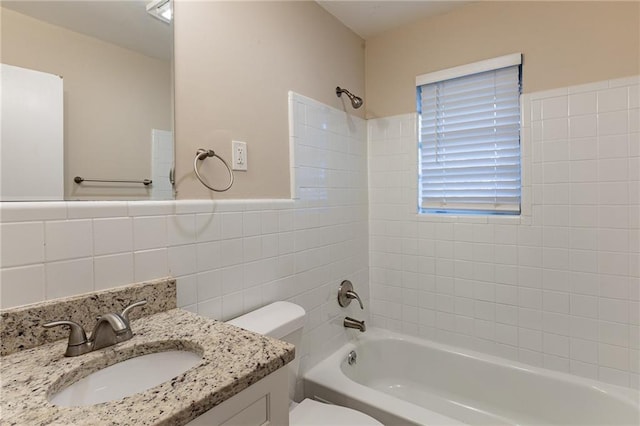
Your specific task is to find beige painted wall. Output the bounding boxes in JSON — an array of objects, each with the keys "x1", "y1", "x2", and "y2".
[
  {"x1": 173, "y1": 0, "x2": 365, "y2": 199},
  {"x1": 365, "y1": 1, "x2": 640, "y2": 118},
  {"x1": 1, "y1": 8, "x2": 172, "y2": 200}
]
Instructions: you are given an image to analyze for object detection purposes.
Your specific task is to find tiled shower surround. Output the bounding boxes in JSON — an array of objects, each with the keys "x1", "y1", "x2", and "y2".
[
  {"x1": 368, "y1": 76, "x2": 639, "y2": 389},
  {"x1": 0, "y1": 92, "x2": 369, "y2": 381},
  {"x1": 1, "y1": 78, "x2": 638, "y2": 391}
]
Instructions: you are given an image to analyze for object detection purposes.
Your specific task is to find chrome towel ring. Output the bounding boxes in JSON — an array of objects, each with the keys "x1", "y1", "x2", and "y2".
[{"x1": 193, "y1": 148, "x2": 234, "y2": 192}]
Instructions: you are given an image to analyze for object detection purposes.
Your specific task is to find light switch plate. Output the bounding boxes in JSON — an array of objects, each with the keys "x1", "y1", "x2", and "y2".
[{"x1": 232, "y1": 141, "x2": 247, "y2": 171}]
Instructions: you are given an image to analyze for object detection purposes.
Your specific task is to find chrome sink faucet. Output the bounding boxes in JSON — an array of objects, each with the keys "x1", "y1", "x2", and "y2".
[
  {"x1": 91, "y1": 313, "x2": 132, "y2": 350},
  {"x1": 43, "y1": 300, "x2": 147, "y2": 357}
]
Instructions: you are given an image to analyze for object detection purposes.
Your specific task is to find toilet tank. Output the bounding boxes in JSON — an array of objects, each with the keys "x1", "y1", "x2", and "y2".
[
  {"x1": 228, "y1": 301, "x2": 306, "y2": 401},
  {"x1": 227, "y1": 301, "x2": 305, "y2": 344}
]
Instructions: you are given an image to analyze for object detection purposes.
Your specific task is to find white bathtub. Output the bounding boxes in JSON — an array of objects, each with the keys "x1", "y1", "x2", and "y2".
[{"x1": 304, "y1": 328, "x2": 639, "y2": 425}]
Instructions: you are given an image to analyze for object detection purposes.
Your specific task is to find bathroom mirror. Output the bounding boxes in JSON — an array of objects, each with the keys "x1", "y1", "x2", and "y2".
[{"x1": 1, "y1": 1, "x2": 173, "y2": 201}]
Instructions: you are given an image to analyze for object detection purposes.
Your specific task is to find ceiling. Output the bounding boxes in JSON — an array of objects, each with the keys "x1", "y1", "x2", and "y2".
[
  {"x1": 2, "y1": 1, "x2": 471, "y2": 60},
  {"x1": 2, "y1": 1, "x2": 172, "y2": 61},
  {"x1": 316, "y1": 1, "x2": 472, "y2": 39}
]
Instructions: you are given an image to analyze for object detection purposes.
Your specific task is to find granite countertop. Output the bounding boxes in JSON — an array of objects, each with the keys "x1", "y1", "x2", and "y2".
[{"x1": 0, "y1": 309, "x2": 295, "y2": 425}]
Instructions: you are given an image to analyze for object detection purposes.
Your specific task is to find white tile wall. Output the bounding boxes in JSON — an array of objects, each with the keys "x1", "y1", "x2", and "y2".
[
  {"x1": 0, "y1": 92, "x2": 368, "y2": 387},
  {"x1": 3, "y1": 79, "x2": 636, "y2": 391},
  {"x1": 368, "y1": 76, "x2": 639, "y2": 390}
]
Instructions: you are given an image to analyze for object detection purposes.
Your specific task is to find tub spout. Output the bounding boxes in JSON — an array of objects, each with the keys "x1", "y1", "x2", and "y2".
[{"x1": 344, "y1": 316, "x2": 366, "y2": 332}]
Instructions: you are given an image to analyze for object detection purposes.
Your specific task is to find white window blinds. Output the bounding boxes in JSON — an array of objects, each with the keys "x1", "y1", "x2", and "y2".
[{"x1": 417, "y1": 58, "x2": 522, "y2": 214}]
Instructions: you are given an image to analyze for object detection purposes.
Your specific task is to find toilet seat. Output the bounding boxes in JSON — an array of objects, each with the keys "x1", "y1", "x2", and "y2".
[{"x1": 289, "y1": 398, "x2": 382, "y2": 425}]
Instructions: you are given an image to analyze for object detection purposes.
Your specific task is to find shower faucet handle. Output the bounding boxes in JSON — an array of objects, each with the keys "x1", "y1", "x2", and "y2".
[
  {"x1": 337, "y1": 280, "x2": 364, "y2": 309},
  {"x1": 347, "y1": 290, "x2": 364, "y2": 309}
]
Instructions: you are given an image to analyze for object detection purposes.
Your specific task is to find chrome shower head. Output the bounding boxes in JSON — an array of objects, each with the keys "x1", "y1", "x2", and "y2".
[{"x1": 336, "y1": 86, "x2": 363, "y2": 109}]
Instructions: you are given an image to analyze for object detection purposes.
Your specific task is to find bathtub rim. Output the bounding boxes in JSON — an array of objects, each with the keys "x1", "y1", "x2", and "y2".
[{"x1": 303, "y1": 327, "x2": 639, "y2": 425}]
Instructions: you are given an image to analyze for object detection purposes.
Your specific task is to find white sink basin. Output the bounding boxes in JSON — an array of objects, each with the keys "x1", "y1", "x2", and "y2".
[{"x1": 49, "y1": 350, "x2": 202, "y2": 407}]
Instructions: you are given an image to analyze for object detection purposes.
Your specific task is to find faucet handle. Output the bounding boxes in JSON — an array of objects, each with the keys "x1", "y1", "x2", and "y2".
[
  {"x1": 43, "y1": 320, "x2": 88, "y2": 346},
  {"x1": 338, "y1": 280, "x2": 364, "y2": 309},
  {"x1": 346, "y1": 290, "x2": 364, "y2": 310},
  {"x1": 120, "y1": 300, "x2": 147, "y2": 323}
]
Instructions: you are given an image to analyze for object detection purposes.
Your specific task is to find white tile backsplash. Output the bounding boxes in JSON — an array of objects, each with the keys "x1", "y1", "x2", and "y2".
[
  {"x1": 0, "y1": 202, "x2": 67, "y2": 222},
  {"x1": 543, "y1": 118, "x2": 569, "y2": 140},
  {"x1": 1, "y1": 80, "x2": 636, "y2": 389},
  {"x1": 94, "y1": 253, "x2": 134, "y2": 291},
  {"x1": 599, "y1": 110, "x2": 629, "y2": 136},
  {"x1": 569, "y1": 115, "x2": 597, "y2": 138},
  {"x1": 196, "y1": 269, "x2": 221, "y2": 301},
  {"x1": 176, "y1": 275, "x2": 197, "y2": 307},
  {"x1": 133, "y1": 216, "x2": 168, "y2": 251},
  {"x1": 542, "y1": 96, "x2": 568, "y2": 119},
  {"x1": 168, "y1": 245, "x2": 198, "y2": 277},
  {"x1": 167, "y1": 214, "x2": 197, "y2": 246},
  {"x1": 45, "y1": 258, "x2": 93, "y2": 299},
  {"x1": 0, "y1": 92, "x2": 368, "y2": 384},
  {"x1": 66, "y1": 201, "x2": 128, "y2": 219},
  {"x1": 133, "y1": 248, "x2": 168, "y2": 282},
  {"x1": 569, "y1": 92, "x2": 597, "y2": 116},
  {"x1": 93, "y1": 217, "x2": 133, "y2": 255},
  {"x1": 0, "y1": 264, "x2": 45, "y2": 308},
  {"x1": 598, "y1": 87, "x2": 629, "y2": 113},
  {"x1": 368, "y1": 77, "x2": 639, "y2": 389},
  {"x1": 0, "y1": 222, "x2": 44, "y2": 267},
  {"x1": 221, "y1": 213, "x2": 243, "y2": 240}
]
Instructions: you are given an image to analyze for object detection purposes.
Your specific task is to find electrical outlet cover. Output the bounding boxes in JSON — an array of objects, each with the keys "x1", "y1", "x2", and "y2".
[{"x1": 232, "y1": 140, "x2": 247, "y2": 171}]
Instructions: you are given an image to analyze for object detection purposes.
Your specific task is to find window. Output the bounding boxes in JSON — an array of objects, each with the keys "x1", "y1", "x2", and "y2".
[{"x1": 417, "y1": 54, "x2": 522, "y2": 214}]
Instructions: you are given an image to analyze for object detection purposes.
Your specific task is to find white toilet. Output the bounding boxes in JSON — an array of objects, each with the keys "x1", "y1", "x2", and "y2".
[{"x1": 228, "y1": 301, "x2": 382, "y2": 426}]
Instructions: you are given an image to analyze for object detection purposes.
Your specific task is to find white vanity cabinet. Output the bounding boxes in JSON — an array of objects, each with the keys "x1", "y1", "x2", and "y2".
[{"x1": 187, "y1": 367, "x2": 289, "y2": 426}]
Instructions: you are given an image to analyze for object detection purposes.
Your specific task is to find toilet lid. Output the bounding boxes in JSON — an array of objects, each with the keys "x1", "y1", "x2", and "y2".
[{"x1": 290, "y1": 398, "x2": 383, "y2": 425}]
